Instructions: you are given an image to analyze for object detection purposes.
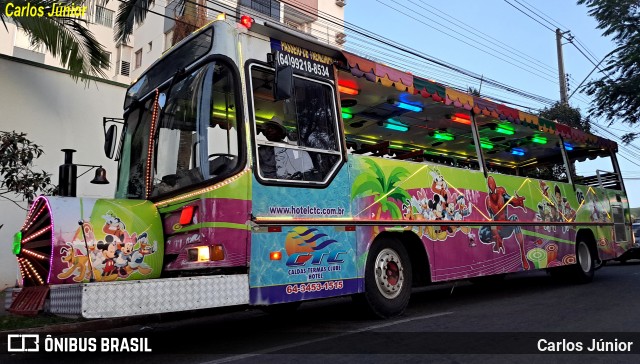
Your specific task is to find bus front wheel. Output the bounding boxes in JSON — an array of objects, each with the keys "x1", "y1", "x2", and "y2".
[
  {"x1": 571, "y1": 240, "x2": 595, "y2": 283},
  {"x1": 361, "y1": 238, "x2": 412, "y2": 318}
]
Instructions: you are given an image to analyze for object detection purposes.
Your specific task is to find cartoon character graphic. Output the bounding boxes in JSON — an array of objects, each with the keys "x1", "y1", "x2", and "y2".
[
  {"x1": 479, "y1": 176, "x2": 530, "y2": 270},
  {"x1": 128, "y1": 232, "x2": 157, "y2": 275},
  {"x1": 115, "y1": 232, "x2": 137, "y2": 277},
  {"x1": 96, "y1": 237, "x2": 119, "y2": 281},
  {"x1": 430, "y1": 170, "x2": 448, "y2": 200},
  {"x1": 102, "y1": 210, "x2": 126, "y2": 241},
  {"x1": 57, "y1": 243, "x2": 90, "y2": 282}
]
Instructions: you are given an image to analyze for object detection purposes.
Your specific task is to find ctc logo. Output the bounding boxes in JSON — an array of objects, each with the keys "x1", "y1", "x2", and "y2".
[{"x1": 286, "y1": 250, "x2": 345, "y2": 266}]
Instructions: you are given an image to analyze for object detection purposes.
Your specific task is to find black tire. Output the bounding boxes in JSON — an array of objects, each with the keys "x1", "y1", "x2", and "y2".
[
  {"x1": 362, "y1": 238, "x2": 412, "y2": 319},
  {"x1": 568, "y1": 240, "x2": 595, "y2": 283}
]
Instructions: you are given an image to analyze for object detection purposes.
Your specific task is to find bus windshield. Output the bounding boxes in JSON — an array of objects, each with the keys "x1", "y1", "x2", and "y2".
[{"x1": 116, "y1": 61, "x2": 240, "y2": 199}]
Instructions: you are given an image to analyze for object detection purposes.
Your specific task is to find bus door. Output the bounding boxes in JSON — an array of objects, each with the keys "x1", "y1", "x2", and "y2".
[{"x1": 246, "y1": 56, "x2": 358, "y2": 305}]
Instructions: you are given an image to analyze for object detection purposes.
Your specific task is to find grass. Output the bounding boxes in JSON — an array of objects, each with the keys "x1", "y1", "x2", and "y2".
[{"x1": 0, "y1": 289, "x2": 83, "y2": 332}]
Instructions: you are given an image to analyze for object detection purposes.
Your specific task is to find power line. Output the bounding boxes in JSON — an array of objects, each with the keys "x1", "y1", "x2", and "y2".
[
  {"x1": 568, "y1": 55, "x2": 608, "y2": 100},
  {"x1": 275, "y1": 0, "x2": 558, "y2": 106},
  {"x1": 518, "y1": 0, "x2": 569, "y2": 31},
  {"x1": 386, "y1": 0, "x2": 560, "y2": 83},
  {"x1": 502, "y1": 0, "x2": 555, "y2": 32}
]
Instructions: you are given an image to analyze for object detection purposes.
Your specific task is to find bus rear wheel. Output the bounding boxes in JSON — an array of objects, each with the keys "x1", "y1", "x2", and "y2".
[
  {"x1": 551, "y1": 240, "x2": 595, "y2": 283},
  {"x1": 361, "y1": 238, "x2": 412, "y2": 318}
]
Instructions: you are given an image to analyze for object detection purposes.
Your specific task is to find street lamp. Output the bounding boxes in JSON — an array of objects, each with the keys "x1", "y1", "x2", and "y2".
[{"x1": 58, "y1": 149, "x2": 109, "y2": 197}]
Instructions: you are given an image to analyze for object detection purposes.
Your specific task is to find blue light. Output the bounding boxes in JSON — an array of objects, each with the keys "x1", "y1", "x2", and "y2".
[
  {"x1": 511, "y1": 148, "x2": 525, "y2": 156},
  {"x1": 394, "y1": 101, "x2": 423, "y2": 113},
  {"x1": 563, "y1": 142, "x2": 574, "y2": 151}
]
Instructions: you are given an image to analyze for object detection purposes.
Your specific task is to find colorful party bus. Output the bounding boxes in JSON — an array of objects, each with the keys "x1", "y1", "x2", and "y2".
[{"x1": 9, "y1": 14, "x2": 633, "y2": 319}]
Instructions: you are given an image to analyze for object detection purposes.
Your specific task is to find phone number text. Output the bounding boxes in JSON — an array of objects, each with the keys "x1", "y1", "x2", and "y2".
[
  {"x1": 277, "y1": 52, "x2": 331, "y2": 78},
  {"x1": 285, "y1": 280, "x2": 344, "y2": 294}
]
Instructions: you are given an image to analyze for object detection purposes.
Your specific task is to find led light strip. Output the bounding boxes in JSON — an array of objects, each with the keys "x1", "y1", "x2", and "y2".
[
  {"x1": 21, "y1": 248, "x2": 48, "y2": 261},
  {"x1": 145, "y1": 90, "x2": 160, "y2": 199},
  {"x1": 154, "y1": 169, "x2": 251, "y2": 207},
  {"x1": 21, "y1": 226, "x2": 51, "y2": 244}
]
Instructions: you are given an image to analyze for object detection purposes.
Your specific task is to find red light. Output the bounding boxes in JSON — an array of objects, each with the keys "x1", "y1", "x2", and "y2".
[
  {"x1": 451, "y1": 113, "x2": 471, "y2": 125},
  {"x1": 270, "y1": 251, "x2": 282, "y2": 260},
  {"x1": 338, "y1": 79, "x2": 359, "y2": 95},
  {"x1": 268, "y1": 226, "x2": 282, "y2": 232},
  {"x1": 179, "y1": 205, "x2": 195, "y2": 225},
  {"x1": 240, "y1": 15, "x2": 254, "y2": 29}
]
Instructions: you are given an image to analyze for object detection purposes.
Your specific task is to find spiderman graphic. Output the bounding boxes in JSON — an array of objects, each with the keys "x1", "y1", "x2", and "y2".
[{"x1": 479, "y1": 176, "x2": 530, "y2": 270}]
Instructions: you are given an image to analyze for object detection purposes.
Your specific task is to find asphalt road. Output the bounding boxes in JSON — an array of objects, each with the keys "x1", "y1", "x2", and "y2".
[{"x1": 3, "y1": 261, "x2": 640, "y2": 363}]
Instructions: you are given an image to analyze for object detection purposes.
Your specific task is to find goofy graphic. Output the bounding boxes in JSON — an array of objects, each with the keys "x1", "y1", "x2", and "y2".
[{"x1": 479, "y1": 176, "x2": 530, "y2": 270}]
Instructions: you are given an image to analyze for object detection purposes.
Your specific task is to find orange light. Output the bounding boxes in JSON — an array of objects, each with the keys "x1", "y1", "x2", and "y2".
[
  {"x1": 211, "y1": 245, "x2": 225, "y2": 261},
  {"x1": 451, "y1": 116, "x2": 471, "y2": 125},
  {"x1": 270, "y1": 251, "x2": 282, "y2": 260},
  {"x1": 338, "y1": 85, "x2": 359, "y2": 95},
  {"x1": 240, "y1": 15, "x2": 254, "y2": 28}
]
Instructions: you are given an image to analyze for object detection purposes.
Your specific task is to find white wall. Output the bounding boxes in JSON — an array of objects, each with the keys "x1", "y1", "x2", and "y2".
[
  {"x1": 0, "y1": 55, "x2": 126, "y2": 290},
  {"x1": 0, "y1": 1, "x2": 129, "y2": 83},
  {"x1": 131, "y1": 0, "x2": 172, "y2": 80}
]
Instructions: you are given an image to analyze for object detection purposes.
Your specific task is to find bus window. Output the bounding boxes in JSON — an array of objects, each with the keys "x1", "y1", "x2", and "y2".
[
  {"x1": 208, "y1": 63, "x2": 240, "y2": 177},
  {"x1": 151, "y1": 62, "x2": 240, "y2": 197},
  {"x1": 474, "y1": 113, "x2": 567, "y2": 182},
  {"x1": 568, "y1": 145, "x2": 621, "y2": 190},
  {"x1": 339, "y1": 70, "x2": 480, "y2": 170},
  {"x1": 116, "y1": 98, "x2": 154, "y2": 199},
  {"x1": 250, "y1": 65, "x2": 342, "y2": 183}
]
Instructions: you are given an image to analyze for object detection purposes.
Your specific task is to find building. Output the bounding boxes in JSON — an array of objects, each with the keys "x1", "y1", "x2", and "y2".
[
  {"x1": 0, "y1": 0, "x2": 346, "y2": 290},
  {"x1": 131, "y1": 0, "x2": 347, "y2": 80}
]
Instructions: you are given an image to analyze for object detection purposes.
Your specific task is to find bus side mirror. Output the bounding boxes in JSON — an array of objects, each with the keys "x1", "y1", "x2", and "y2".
[
  {"x1": 104, "y1": 124, "x2": 118, "y2": 159},
  {"x1": 274, "y1": 65, "x2": 293, "y2": 101}
]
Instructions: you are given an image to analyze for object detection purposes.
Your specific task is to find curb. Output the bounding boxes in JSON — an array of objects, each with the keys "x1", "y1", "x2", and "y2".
[{"x1": 0, "y1": 316, "x2": 149, "y2": 335}]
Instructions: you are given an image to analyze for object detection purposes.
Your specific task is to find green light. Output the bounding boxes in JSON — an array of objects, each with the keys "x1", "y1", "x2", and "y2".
[
  {"x1": 531, "y1": 136, "x2": 547, "y2": 144},
  {"x1": 12, "y1": 231, "x2": 22, "y2": 255},
  {"x1": 385, "y1": 118, "x2": 408, "y2": 132},
  {"x1": 342, "y1": 112, "x2": 353, "y2": 119},
  {"x1": 434, "y1": 131, "x2": 455, "y2": 141},
  {"x1": 495, "y1": 125, "x2": 515, "y2": 135},
  {"x1": 385, "y1": 123, "x2": 409, "y2": 132},
  {"x1": 480, "y1": 140, "x2": 494, "y2": 149}
]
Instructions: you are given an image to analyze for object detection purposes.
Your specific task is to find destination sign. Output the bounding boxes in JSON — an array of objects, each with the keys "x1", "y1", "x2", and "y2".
[{"x1": 270, "y1": 39, "x2": 334, "y2": 79}]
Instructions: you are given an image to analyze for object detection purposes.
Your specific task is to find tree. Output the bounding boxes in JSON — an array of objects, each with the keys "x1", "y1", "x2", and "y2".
[
  {"x1": 113, "y1": 0, "x2": 203, "y2": 45},
  {"x1": 539, "y1": 101, "x2": 590, "y2": 133},
  {"x1": 0, "y1": 131, "x2": 57, "y2": 211},
  {"x1": 172, "y1": 0, "x2": 208, "y2": 44},
  {"x1": 530, "y1": 103, "x2": 588, "y2": 182},
  {"x1": 577, "y1": 0, "x2": 640, "y2": 141},
  {"x1": 0, "y1": 0, "x2": 110, "y2": 81}
]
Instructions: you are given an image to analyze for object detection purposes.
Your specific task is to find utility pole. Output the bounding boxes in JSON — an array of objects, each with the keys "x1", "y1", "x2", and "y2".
[{"x1": 556, "y1": 28, "x2": 569, "y2": 105}]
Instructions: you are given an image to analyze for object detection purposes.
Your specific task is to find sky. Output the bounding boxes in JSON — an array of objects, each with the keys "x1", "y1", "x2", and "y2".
[{"x1": 344, "y1": 0, "x2": 640, "y2": 206}]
